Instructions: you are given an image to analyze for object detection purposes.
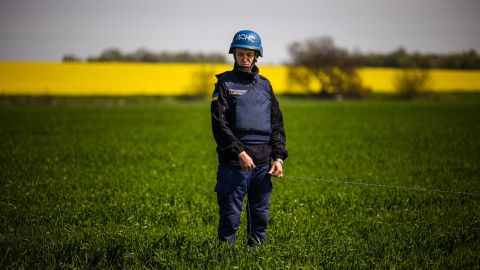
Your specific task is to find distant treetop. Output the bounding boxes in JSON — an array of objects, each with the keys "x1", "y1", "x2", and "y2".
[
  {"x1": 63, "y1": 48, "x2": 228, "y2": 64},
  {"x1": 358, "y1": 48, "x2": 480, "y2": 70},
  {"x1": 287, "y1": 37, "x2": 480, "y2": 70}
]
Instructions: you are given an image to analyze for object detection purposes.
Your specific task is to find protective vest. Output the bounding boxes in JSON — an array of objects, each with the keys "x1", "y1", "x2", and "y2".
[{"x1": 219, "y1": 71, "x2": 272, "y2": 144}]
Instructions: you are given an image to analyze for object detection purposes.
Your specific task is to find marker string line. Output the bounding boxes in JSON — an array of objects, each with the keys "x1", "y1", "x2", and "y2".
[{"x1": 253, "y1": 167, "x2": 480, "y2": 197}]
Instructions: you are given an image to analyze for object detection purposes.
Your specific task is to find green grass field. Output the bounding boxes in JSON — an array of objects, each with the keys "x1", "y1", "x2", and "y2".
[{"x1": 1, "y1": 97, "x2": 480, "y2": 269}]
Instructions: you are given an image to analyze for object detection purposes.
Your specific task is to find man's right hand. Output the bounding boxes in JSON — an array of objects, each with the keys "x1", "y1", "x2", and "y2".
[{"x1": 238, "y1": 151, "x2": 256, "y2": 171}]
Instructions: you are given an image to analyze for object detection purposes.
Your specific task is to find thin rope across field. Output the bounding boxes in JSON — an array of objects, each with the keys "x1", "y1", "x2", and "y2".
[{"x1": 254, "y1": 167, "x2": 480, "y2": 197}]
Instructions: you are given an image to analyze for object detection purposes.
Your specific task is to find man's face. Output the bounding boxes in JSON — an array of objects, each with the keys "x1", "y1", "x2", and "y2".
[{"x1": 235, "y1": 48, "x2": 256, "y2": 68}]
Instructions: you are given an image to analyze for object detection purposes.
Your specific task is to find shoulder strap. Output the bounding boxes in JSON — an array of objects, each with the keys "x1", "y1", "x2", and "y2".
[{"x1": 216, "y1": 71, "x2": 237, "y2": 83}]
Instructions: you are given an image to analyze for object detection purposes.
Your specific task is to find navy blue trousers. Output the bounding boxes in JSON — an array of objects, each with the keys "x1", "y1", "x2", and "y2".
[{"x1": 215, "y1": 163, "x2": 272, "y2": 246}]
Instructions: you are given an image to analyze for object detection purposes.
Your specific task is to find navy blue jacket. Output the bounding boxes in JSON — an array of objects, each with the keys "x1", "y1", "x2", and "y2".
[{"x1": 211, "y1": 64, "x2": 288, "y2": 167}]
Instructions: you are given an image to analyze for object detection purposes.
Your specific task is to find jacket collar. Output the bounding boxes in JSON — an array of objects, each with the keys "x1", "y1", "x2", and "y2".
[{"x1": 233, "y1": 63, "x2": 259, "y2": 82}]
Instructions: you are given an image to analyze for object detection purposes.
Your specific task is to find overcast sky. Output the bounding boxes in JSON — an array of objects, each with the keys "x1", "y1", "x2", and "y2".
[{"x1": 1, "y1": 0, "x2": 479, "y2": 64}]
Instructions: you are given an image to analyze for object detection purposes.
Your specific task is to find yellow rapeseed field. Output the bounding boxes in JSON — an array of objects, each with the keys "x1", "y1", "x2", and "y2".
[{"x1": 1, "y1": 62, "x2": 479, "y2": 95}]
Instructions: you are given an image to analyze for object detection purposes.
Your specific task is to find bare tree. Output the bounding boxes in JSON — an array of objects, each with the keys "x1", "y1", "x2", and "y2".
[
  {"x1": 394, "y1": 68, "x2": 430, "y2": 99},
  {"x1": 288, "y1": 36, "x2": 370, "y2": 98},
  {"x1": 191, "y1": 65, "x2": 217, "y2": 98}
]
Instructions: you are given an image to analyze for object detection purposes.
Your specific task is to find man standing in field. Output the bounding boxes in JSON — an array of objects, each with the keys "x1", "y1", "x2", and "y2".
[{"x1": 211, "y1": 30, "x2": 288, "y2": 248}]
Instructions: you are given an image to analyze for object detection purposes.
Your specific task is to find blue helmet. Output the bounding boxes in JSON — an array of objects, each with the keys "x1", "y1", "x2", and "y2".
[{"x1": 229, "y1": 30, "x2": 263, "y2": 57}]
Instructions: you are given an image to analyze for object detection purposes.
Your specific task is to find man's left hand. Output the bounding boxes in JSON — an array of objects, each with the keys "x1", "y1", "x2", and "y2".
[{"x1": 268, "y1": 161, "x2": 283, "y2": 178}]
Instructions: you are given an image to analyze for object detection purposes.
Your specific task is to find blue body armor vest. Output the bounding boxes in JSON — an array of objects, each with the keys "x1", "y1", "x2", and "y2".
[{"x1": 219, "y1": 71, "x2": 272, "y2": 144}]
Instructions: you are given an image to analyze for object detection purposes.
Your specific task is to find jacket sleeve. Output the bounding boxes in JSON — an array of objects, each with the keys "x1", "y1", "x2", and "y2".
[
  {"x1": 269, "y1": 84, "x2": 288, "y2": 161},
  {"x1": 211, "y1": 81, "x2": 245, "y2": 158}
]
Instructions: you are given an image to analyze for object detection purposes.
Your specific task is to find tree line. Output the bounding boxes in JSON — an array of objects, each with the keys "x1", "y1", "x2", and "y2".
[
  {"x1": 359, "y1": 48, "x2": 480, "y2": 69},
  {"x1": 63, "y1": 46, "x2": 480, "y2": 69},
  {"x1": 63, "y1": 48, "x2": 228, "y2": 63}
]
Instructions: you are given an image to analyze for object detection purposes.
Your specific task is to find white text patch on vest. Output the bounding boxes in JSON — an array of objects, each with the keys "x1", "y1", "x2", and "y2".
[{"x1": 228, "y1": 89, "x2": 248, "y2": 96}]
